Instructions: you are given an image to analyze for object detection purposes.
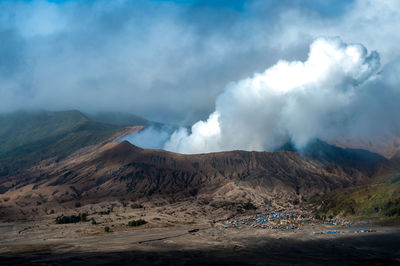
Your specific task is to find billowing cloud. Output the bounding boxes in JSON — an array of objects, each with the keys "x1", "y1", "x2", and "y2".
[
  {"x1": 164, "y1": 37, "x2": 400, "y2": 153},
  {"x1": 0, "y1": 0, "x2": 400, "y2": 128},
  {"x1": 121, "y1": 126, "x2": 173, "y2": 150}
]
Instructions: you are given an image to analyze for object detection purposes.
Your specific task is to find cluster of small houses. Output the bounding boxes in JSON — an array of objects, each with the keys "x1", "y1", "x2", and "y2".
[{"x1": 221, "y1": 211, "x2": 352, "y2": 231}]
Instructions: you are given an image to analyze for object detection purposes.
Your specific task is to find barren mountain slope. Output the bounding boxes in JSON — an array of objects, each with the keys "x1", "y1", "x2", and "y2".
[{"x1": 0, "y1": 139, "x2": 389, "y2": 219}]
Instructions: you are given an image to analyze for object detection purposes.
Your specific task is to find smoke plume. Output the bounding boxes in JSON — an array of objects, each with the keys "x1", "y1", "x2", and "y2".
[
  {"x1": 161, "y1": 37, "x2": 400, "y2": 154},
  {"x1": 121, "y1": 126, "x2": 173, "y2": 150}
]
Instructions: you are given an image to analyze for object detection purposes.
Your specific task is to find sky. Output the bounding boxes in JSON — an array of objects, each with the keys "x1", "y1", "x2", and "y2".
[{"x1": 1, "y1": 0, "x2": 400, "y2": 153}]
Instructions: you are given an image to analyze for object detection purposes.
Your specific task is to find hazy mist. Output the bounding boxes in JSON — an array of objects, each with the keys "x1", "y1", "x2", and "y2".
[{"x1": 1, "y1": 0, "x2": 400, "y2": 125}]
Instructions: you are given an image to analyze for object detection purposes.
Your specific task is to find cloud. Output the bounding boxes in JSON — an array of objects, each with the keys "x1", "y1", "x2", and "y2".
[
  {"x1": 0, "y1": 0, "x2": 399, "y2": 128},
  {"x1": 164, "y1": 37, "x2": 400, "y2": 154}
]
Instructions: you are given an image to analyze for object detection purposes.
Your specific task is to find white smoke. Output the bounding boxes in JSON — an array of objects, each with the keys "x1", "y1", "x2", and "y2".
[
  {"x1": 121, "y1": 126, "x2": 171, "y2": 150},
  {"x1": 163, "y1": 37, "x2": 392, "y2": 154}
]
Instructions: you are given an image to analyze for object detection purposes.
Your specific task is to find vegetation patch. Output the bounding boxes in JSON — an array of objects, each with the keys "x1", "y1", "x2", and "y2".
[
  {"x1": 130, "y1": 203, "x2": 143, "y2": 209},
  {"x1": 210, "y1": 201, "x2": 257, "y2": 213},
  {"x1": 127, "y1": 219, "x2": 147, "y2": 227},
  {"x1": 55, "y1": 213, "x2": 88, "y2": 224}
]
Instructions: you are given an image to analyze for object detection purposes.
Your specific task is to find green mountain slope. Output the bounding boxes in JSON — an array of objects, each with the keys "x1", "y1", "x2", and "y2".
[
  {"x1": 310, "y1": 173, "x2": 400, "y2": 224},
  {"x1": 0, "y1": 110, "x2": 123, "y2": 176},
  {"x1": 85, "y1": 111, "x2": 150, "y2": 127}
]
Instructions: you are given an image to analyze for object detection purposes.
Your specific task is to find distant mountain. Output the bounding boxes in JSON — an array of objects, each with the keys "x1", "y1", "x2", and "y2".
[
  {"x1": 391, "y1": 151, "x2": 400, "y2": 164},
  {"x1": 277, "y1": 139, "x2": 389, "y2": 177},
  {"x1": 0, "y1": 110, "x2": 88, "y2": 155},
  {"x1": 330, "y1": 136, "x2": 400, "y2": 159},
  {"x1": 0, "y1": 110, "x2": 137, "y2": 176},
  {"x1": 277, "y1": 135, "x2": 400, "y2": 160},
  {"x1": 302, "y1": 139, "x2": 388, "y2": 177}
]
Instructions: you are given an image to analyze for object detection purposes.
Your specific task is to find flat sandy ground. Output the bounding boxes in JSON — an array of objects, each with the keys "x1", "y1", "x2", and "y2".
[
  {"x1": 0, "y1": 203, "x2": 399, "y2": 265},
  {"x1": 1, "y1": 222, "x2": 399, "y2": 265}
]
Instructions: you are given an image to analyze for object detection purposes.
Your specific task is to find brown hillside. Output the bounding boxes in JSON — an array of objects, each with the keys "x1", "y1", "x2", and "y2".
[{"x1": 0, "y1": 140, "x2": 389, "y2": 219}]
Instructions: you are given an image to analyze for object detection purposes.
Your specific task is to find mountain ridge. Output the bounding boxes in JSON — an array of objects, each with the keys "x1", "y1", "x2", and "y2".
[{"x1": 0, "y1": 139, "x2": 390, "y2": 219}]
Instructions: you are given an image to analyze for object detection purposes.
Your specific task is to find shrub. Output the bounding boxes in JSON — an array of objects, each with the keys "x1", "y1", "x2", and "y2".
[
  {"x1": 127, "y1": 219, "x2": 147, "y2": 227},
  {"x1": 242, "y1": 202, "x2": 257, "y2": 210},
  {"x1": 91, "y1": 218, "x2": 96, "y2": 225},
  {"x1": 55, "y1": 213, "x2": 88, "y2": 224},
  {"x1": 130, "y1": 203, "x2": 143, "y2": 209},
  {"x1": 104, "y1": 226, "x2": 110, "y2": 233}
]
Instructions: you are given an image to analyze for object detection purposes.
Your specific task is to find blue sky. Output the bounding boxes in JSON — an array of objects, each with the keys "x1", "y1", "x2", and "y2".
[{"x1": 42, "y1": 0, "x2": 354, "y2": 15}]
